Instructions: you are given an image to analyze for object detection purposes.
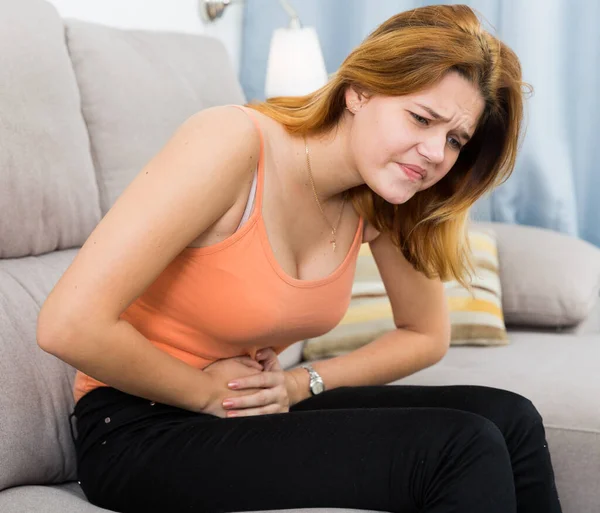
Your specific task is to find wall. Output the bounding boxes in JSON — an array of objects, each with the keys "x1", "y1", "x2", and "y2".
[{"x1": 46, "y1": 0, "x2": 243, "y2": 75}]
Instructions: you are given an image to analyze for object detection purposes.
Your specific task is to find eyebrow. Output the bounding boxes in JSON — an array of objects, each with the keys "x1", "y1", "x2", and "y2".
[{"x1": 415, "y1": 103, "x2": 473, "y2": 143}]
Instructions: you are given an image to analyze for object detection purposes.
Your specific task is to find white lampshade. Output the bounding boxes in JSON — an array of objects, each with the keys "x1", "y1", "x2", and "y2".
[{"x1": 264, "y1": 26, "x2": 328, "y2": 98}]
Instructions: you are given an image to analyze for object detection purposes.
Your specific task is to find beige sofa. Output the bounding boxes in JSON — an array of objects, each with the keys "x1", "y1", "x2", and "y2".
[{"x1": 1, "y1": 1, "x2": 599, "y2": 512}]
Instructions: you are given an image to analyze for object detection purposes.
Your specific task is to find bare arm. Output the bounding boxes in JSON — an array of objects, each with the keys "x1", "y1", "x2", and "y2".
[{"x1": 37, "y1": 106, "x2": 260, "y2": 412}]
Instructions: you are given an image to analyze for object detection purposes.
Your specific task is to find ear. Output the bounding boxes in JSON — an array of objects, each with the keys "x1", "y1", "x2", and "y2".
[{"x1": 344, "y1": 86, "x2": 370, "y2": 113}]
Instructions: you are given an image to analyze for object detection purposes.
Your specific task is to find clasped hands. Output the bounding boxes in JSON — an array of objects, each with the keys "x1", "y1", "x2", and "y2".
[{"x1": 202, "y1": 348, "x2": 300, "y2": 419}]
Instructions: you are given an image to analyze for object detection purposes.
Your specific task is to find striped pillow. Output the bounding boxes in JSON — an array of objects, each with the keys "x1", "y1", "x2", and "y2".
[
  {"x1": 445, "y1": 229, "x2": 508, "y2": 346},
  {"x1": 302, "y1": 228, "x2": 507, "y2": 361}
]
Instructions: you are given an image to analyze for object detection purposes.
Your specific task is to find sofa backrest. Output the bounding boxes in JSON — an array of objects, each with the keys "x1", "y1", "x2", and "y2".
[
  {"x1": 0, "y1": 0, "x2": 99, "y2": 259},
  {"x1": 0, "y1": 0, "x2": 245, "y2": 260},
  {"x1": 0, "y1": 0, "x2": 245, "y2": 491},
  {"x1": 65, "y1": 18, "x2": 245, "y2": 216}
]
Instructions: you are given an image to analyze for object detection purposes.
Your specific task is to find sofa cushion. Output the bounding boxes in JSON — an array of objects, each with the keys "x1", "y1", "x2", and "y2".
[
  {"x1": 0, "y1": 250, "x2": 79, "y2": 491},
  {"x1": 477, "y1": 222, "x2": 600, "y2": 328},
  {"x1": 394, "y1": 331, "x2": 600, "y2": 431},
  {"x1": 0, "y1": 483, "x2": 111, "y2": 513},
  {"x1": 444, "y1": 228, "x2": 508, "y2": 346},
  {"x1": 64, "y1": 20, "x2": 246, "y2": 214},
  {"x1": 0, "y1": 0, "x2": 100, "y2": 258}
]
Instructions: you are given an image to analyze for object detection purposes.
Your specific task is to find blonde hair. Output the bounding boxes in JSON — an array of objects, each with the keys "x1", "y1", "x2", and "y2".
[{"x1": 249, "y1": 4, "x2": 529, "y2": 287}]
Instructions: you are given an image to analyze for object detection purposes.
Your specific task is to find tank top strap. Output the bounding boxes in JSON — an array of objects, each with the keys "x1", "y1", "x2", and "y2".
[{"x1": 229, "y1": 105, "x2": 265, "y2": 216}]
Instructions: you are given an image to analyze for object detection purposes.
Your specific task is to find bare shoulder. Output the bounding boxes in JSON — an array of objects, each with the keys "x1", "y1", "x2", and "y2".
[{"x1": 184, "y1": 105, "x2": 261, "y2": 154}]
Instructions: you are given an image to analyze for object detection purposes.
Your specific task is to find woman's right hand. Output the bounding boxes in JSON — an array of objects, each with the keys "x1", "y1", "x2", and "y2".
[{"x1": 201, "y1": 356, "x2": 265, "y2": 418}]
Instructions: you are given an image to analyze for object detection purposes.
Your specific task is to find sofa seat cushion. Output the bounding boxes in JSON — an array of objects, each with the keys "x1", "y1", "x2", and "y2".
[
  {"x1": 393, "y1": 331, "x2": 600, "y2": 431},
  {"x1": 0, "y1": 483, "x2": 112, "y2": 513},
  {"x1": 393, "y1": 331, "x2": 600, "y2": 513}
]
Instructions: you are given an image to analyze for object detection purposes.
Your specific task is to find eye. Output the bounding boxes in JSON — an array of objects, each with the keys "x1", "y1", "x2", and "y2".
[
  {"x1": 410, "y1": 112, "x2": 430, "y2": 125},
  {"x1": 447, "y1": 137, "x2": 462, "y2": 151}
]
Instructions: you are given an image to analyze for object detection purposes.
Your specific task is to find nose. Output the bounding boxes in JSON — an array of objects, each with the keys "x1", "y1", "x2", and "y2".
[{"x1": 417, "y1": 133, "x2": 445, "y2": 164}]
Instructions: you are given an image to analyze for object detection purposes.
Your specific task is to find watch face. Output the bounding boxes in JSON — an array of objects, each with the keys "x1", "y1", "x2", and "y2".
[{"x1": 312, "y1": 381, "x2": 325, "y2": 394}]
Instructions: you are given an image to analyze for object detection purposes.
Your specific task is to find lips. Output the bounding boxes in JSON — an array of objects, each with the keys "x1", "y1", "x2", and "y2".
[
  {"x1": 400, "y1": 164, "x2": 426, "y2": 179},
  {"x1": 398, "y1": 163, "x2": 426, "y2": 182}
]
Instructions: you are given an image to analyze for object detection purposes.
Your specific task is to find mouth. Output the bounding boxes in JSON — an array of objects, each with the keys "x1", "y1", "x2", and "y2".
[{"x1": 397, "y1": 163, "x2": 426, "y2": 181}]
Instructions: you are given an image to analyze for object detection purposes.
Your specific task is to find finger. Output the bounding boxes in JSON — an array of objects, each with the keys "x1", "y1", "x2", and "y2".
[
  {"x1": 266, "y1": 357, "x2": 283, "y2": 372},
  {"x1": 256, "y1": 350, "x2": 282, "y2": 371},
  {"x1": 255, "y1": 349, "x2": 272, "y2": 362},
  {"x1": 223, "y1": 388, "x2": 273, "y2": 410},
  {"x1": 263, "y1": 361, "x2": 283, "y2": 373},
  {"x1": 226, "y1": 402, "x2": 287, "y2": 418},
  {"x1": 228, "y1": 371, "x2": 283, "y2": 390},
  {"x1": 223, "y1": 384, "x2": 290, "y2": 413}
]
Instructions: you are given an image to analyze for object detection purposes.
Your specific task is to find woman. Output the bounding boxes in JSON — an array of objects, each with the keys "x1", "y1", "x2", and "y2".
[{"x1": 37, "y1": 4, "x2": 561, "y2": 513}]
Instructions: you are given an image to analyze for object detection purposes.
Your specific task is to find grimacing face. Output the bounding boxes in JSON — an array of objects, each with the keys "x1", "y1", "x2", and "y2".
[{"x1": 347, "y1": 72, "x2": 485, "y2": 205}]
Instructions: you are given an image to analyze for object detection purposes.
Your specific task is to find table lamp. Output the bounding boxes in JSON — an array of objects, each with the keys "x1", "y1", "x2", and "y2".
[{"x1": 264, "y1": 0, "x2": 328, "y2": 98}]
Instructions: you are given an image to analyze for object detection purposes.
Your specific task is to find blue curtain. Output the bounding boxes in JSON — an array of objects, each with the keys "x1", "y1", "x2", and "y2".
[{"x1": 240, "y1": 0, "x2": 600, "y2": 247}]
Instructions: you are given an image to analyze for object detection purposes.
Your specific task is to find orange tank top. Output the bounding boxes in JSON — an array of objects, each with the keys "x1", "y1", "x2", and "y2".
[{"x1": 73, "y1": 106, "x2": 364, "y2": 403}]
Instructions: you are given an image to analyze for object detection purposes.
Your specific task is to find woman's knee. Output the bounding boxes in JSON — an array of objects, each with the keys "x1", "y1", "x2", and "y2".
[
  {"x1": 409, "y1": 410, "x2": 513, "y2": 501},
  {"x1": 414, "y1": 408, "x2": 510, "y2": 464},
  {"x1": 441, "y1": 409, "x2": 511, "y2": 461},
  {"x1": 480, "y1": 386, "x2": 544, "y2": 430},
  {"x1": 502, "y1": 389, "x2": 543, "y2": 424},
  {"x1": 455, "y1": 385, "x2": 544, "y2": 429}
]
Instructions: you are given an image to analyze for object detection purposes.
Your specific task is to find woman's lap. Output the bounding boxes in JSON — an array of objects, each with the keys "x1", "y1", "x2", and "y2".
[
  {"x1": 293, "y1": 384, "x2": 545, "y2": 457},
  {"x1": 293, "y1": 383, "x2": 540, "y2": 424},
  {"x1": 72, "y1": 384, "x2": 553, "y2": 513}
]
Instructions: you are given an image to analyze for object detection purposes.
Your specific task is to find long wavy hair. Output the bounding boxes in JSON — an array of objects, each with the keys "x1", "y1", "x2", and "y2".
[{"x1": 249, "y1": 4, "x2": 529, "y2": 287}]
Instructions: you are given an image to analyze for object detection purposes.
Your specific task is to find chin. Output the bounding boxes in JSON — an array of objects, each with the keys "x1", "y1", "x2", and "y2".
[
  {"x1": 365, "y1": 183, "x2": 414, "y2": 205},
  {"x1": 377, "y1": 186, "x2": 416, "y2": 205}
]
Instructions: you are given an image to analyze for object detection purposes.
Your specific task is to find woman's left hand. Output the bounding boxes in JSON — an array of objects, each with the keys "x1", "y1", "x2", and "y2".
[{"x1": 221, "y1": 348, "x2": 293, "y2": 418}]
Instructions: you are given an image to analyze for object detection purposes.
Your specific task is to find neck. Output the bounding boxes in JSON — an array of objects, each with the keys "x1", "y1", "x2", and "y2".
[{"x1": 298, "y1": 112, "x2": 364, "y2": 204}]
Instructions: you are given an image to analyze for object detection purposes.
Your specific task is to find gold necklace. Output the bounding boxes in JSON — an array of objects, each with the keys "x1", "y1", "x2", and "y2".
[{"x1": 303, "y1": 135, "x2": 347, "y2": 252}]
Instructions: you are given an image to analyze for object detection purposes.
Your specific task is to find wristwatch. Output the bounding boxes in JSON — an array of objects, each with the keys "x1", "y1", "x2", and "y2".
[{"x1": 301, "y1": 363, "x2": 325, "y2": 396}]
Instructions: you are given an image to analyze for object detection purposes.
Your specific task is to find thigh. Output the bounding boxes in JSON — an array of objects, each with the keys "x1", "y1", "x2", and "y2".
[
  {"x1": 74, "y1": 388, "x2": 514, "y2": 513},
  {"x1": 292, "y1": 384, "x2": 542, "y2": 437}
]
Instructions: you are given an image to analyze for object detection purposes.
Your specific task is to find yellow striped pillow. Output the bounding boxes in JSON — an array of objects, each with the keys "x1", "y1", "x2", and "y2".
[
  {"x1": 446, "y1": 229, "x2": 508, "y2": 346},
  {"x1": 302, "y1": 229, "x2": 507, "y2": 360}
]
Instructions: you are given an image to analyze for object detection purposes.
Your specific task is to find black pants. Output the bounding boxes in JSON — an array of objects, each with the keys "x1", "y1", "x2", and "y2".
[{"x1": 71, "y1": 384, "x2": 562, "y2": 513}]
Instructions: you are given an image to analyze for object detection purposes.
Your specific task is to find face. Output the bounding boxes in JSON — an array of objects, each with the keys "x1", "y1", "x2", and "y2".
[{"x1": 347, "y1": 72, "x2": 485, "y2": 204}]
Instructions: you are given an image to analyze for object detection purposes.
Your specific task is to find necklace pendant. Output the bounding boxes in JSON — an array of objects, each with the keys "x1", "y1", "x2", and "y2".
[{"x1": 330, "y1": 239, "x2": 336, "y2": 252}]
